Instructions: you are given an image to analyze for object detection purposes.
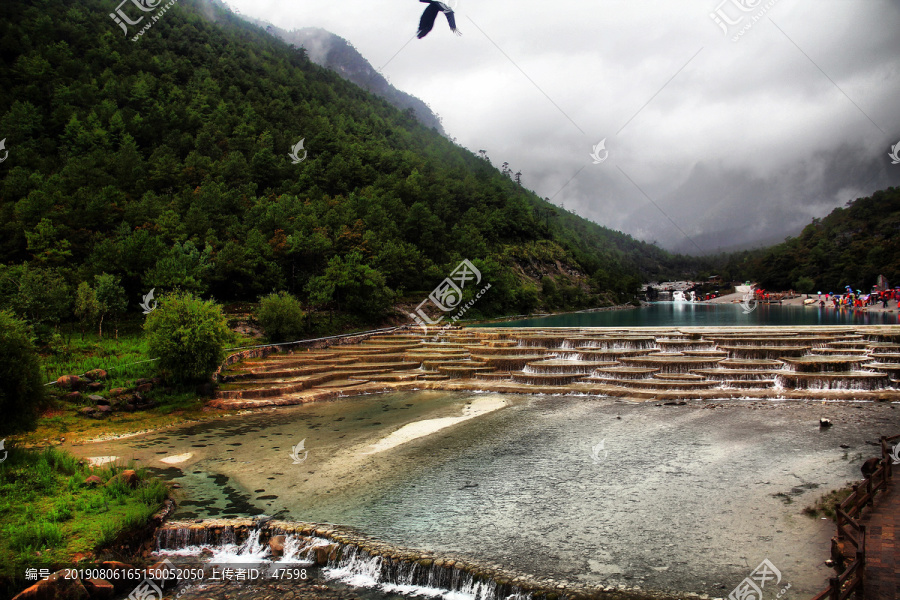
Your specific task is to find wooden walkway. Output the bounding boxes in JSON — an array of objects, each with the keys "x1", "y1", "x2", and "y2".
[{"x1": 862, "y1": 478, "x2": 899, "y2": 600}]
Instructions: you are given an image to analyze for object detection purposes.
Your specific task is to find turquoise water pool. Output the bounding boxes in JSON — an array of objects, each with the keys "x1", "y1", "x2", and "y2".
[{"x1": 481, "y1": 302, "x2": 900, "y2": 327}]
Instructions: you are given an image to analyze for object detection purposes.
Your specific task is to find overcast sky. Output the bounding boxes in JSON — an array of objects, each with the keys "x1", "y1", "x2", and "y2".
[{"x1": 219, "y1": 0, "x2": 900, "y2": 254}]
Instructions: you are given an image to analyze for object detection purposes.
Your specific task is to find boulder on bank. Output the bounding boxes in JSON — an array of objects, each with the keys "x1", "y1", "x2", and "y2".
[
  {"x1": 12, "y1": 570, "x2": 89, "y2": 600},
  {"x1": 84, "y1": 369, "x2": 108, "y2": 381},
  {"x1": 84, "y1": 475, "x2": 103, "y2": 487},
  {"x1": 106, "y1": 470, "x2": 138, "y2": 488},
  {"x1": 56, "y1": 375, "x2": 82, "y2": 390}
]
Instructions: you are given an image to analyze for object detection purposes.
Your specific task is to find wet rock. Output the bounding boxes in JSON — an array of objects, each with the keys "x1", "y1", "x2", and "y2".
[
  {"x1": 314, "y1": 544, "x2": 338, "y2": 565},
  {"x1": 269, "y1": 535, "x2": 286, "y2": 557},
  {"x1": 87, "y1": 395, "x2": 105, "y2": 404},
  {"x1": 12, "y1": 570, "x2": 89, "y2": 600}
]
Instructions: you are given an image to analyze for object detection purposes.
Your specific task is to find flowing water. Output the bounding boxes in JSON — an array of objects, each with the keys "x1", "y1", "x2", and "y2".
[
  {"x1": 487, "y1": 303, "x2": 900, "y2": 327},
  {"x1": 73, "y1": 391, "x2": 900, "y2": 599}
]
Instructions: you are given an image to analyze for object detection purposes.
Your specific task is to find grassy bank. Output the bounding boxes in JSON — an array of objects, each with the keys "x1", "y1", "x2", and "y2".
[
  {"x1": 18, "y1": 327, "x2": 262, "y2": 445},
  {"x1": 0, "y1": 446, "x2": 169, "y2": 596}
]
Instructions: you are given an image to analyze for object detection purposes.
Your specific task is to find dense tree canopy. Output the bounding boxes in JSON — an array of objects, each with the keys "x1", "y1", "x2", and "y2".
[{"x1": 0, "y1": 0, "x2": 697, "y2": 334}]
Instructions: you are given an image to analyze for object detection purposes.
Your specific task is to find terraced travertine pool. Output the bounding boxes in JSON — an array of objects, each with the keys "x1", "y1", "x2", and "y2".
[
  {"x1": 71, "y1": 386, "x2": 900, "y2": 599},
  {"x1": 210, "y1": 326, "x2": 900, "y2": 410}
]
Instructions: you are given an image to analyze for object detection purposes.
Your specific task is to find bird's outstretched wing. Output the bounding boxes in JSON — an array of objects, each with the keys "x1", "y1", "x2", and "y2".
[
  {"x1": 418, "y1": 2, "x2": 441, "y2": 38},
  {"x1": 443, "y1": 7, "x2": 461, "y2": 36}
]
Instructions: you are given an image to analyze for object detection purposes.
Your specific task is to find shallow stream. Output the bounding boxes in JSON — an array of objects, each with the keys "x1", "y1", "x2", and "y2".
[{"x1": 71, "y1": 391, "x2": 900, "y2": 598}]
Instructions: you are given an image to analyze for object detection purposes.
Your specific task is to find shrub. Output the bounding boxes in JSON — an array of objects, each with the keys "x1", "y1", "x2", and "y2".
[
  {"x1": 256, "y1": 291, "x2": 306, "y2": 343},
  {"x1": 307, "y1": 251, "x2": 395, "y2": 319},
  {"x1": 143, "y1": 291, "x2": 232, "y2": 384},
  {"x1": 0, "y1": 310, "x2": 45, "y2": 435}
]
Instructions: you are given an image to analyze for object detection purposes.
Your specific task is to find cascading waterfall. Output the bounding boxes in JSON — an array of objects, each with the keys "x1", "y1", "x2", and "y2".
[
  {"x1": 324, "y1": 546, "x2": 526, "y2": 600},
  {"x1": 153, "y1": 524, "x2": 530, "y2": 600},
  {"x1": 155, "y1": 526, "x2": 330, "y2": 566}
]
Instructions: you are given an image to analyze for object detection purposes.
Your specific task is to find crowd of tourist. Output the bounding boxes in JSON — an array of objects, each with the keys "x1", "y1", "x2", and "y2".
[
  {"x1": 745, "y1": 287, "x2": 899, "y2": 309},
  {"x1": 815, "y1": 287, "x2": 900, "y2": 309}
]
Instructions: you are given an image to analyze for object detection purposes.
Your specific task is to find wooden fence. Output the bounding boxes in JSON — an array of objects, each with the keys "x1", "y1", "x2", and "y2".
[{"x1": 811, "y1": 434, "x2": 899, "y2": 600}]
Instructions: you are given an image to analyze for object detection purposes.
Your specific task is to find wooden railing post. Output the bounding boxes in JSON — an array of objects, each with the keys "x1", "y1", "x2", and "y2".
[
  {"x1": 834, "y1": 502, "x2": 844, "y2": 540},
  {"x1": 829, "y1": 577, "x2": 840, "y2": 600},
  {"x1": 856, "y1": 524, "x2": 866, "y2": 599}
]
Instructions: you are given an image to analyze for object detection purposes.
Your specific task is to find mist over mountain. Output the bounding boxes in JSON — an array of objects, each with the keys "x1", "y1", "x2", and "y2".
[{"x1": 244, "y1": 20, "x2": 446, "y2": 135}]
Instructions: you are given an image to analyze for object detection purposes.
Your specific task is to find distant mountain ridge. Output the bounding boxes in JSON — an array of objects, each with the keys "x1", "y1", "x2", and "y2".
[
  {"x1": 750, "y1": 187, "x2": 900, "y2": 292},
  {"x1": 247, "y1": 21, "x2": 446, "y2": 135}
]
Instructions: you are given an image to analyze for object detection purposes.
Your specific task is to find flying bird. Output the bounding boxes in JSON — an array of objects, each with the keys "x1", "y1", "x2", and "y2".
[{"x1": 417, "y1": 1, "x2": 461, "y2": 39}]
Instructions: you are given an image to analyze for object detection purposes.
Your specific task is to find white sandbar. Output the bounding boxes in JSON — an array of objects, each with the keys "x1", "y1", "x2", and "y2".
[{"x1": 363, "y1": 396, "x2": 506, "y2": 455}]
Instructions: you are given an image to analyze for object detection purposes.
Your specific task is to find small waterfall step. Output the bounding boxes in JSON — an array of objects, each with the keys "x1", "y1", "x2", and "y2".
[
  {"x1": 721, "y1": 379, "x2": 776, "y2": 389},
  {"x1": 868, "y1": 353, "x2": 900, "y2": 364},
  {"x1": 525, "y1": 359, "x2": 617, "y2": 373},
  {"x1": 510, "y1": 372, "x2": 586, "y2": 386},
  {"x1": 865, "y1": 363, "x2": 900, "y2": 376},
  {"x1": 613, "y1": 378, "x2": 719, "y2": 390},
  {"x1": 655, "y1": 373, "x2": 706, "y2": 381},
  {"x1": 718, "y1": 358, "x2": 783, "y2": 370},
  {"x1": 591, "y1": 367, "x2": 660, "y2": 380},
  {"x1": 780, "y1": 356, "x2": 865, "y2": 372},
  {"x1": 691, "y1": 368, "x2": 777, "y2": 381},
  {"x1": 421, "y1": 359, "x2": 474, "y2": 371},
  {"x1": 475, "y1": 372, "x2": 513, "y2": 381},
  {"x1": 436, "y1": 365, "x2": 495, "y2": 378},
  {"x1": 718, "y1": 346, "x2": 810, "y2": 359},
  {"x1": 619, "y1": 355, "x2": 724, "y2": 373},
  {"x1": 656, "y1": 339, "x2": 717, "y2": 352},
  {"x1": 775, "y1": 371, "x2": 890, "y2": 390},
  {"x1": 811, "y1": 348, "x2": 869, "y2": 356},
  {"x1": 471, "y1": 354, "x2": 553, "y2": 370},
  {"x1": 565, "y1": 336, "x2": 658, "y2": 349}
]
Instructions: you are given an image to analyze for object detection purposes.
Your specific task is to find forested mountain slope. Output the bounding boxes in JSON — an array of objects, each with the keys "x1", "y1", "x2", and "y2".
[{"x1": 0, "y1": 0, "x2": 690, "y2": 330}]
